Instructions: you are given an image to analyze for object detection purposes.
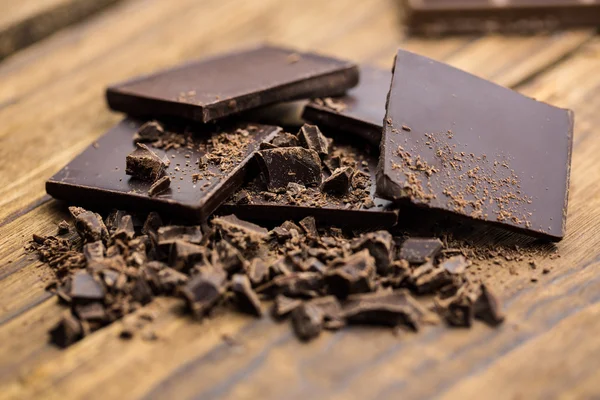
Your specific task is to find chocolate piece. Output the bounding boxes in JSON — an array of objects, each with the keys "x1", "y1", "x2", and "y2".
[
  {"x1": 47, "y1": 119, "x2": 280, "y2": 222},
  {"x1": 179, "y1": 270, "x2": 226, "y2": 317},
  {"x1": 148, "y1": 176, "x2": 171, "y2": 197},
  {"x1": 220, "y1": 141, "x2": 398, "y2": 229},
  {"x1": 126, "y1": 143, "x2": 166, "y2": 182},
  {"x1": 322, "y1": 167, "x2": 353, "y2": 195},
  {"x1": 303, "y1": 66, "x2": 391, "y2": 146},
  {"x1": 377, "y1": 50, "x2": 573, "y2": 241},
  {"x1": 444, "y1": 295, "x2": 474, "y2": 328},
  {"x1": 271, "y1": 132, "x2": 300, "y2": 148},
  {"x1": 342, "y1": 290, "x2": 423, "y2": 330},
  {"x1": 263, "y1": 272, "x2": 324, "y2": 298},
  {"x1": 273, "y1": 295, "x2": 302, "y2": 318},
  {"x1": 157, "y1": 225, "x2": 203, "y2": 246},
  {"x1": 256, "y1": 147, "x2": 322, "y2": 192},
  {"x1": 133, "y1": 120, "x2": 164, "y2": 143},
  {"x1": 325, "y1": 249, "x2": 376, "y2": 299},
  {"x1": 57, "y1": 220, "x2": 70, "y2": 234},
  {"x1": 298, "y1": 124, "x2": 329, "y2": 157},
  {"x1": 215, "y1": 240, "x2": 247, "y2": 274},
  {"x1": 131, "y1": 278, "x2": 154, "y2": 305},
  {"x1": 399, "y1": 238, "x2": 443, "y2": 264},
  {"x1": 74, "y1": 302, "x2": 106, "y2": 321},
  {"x1": 411, "y1": 261, "x2": 454, "y2": 295},
  {"x1": 303, "y1": 257, "x2": 326, "y2": 274},
  {"x1": 474, "y1": 283, "x2": 505, "y2": 326},
  {"x1": 212, "y1": 214, "x2": 269, "y2": 244},
  {"x1": 441, "y1": 255, "x2": 470, "y2": 275},
  {"x1": 245, "y1": 258, "x2": 269, "y2": 286},
  {"x1": 299, "y1": 216, "x2": 319, "y2": 239},
  {"x1": 351, "y1": 231, "x2": 393, "y2": 274},
  {"x1": 231, "y1": 274, "x2": 263, "y2": 316},
  {"x1": 291, "y1": 303, "x2": 324, "y2": 341},
  {"x1": 112, "y1": 214, "x2": 135, "y2": 241},
  {"x1": 83, "y1": 241, "x2": 105, "y2": 263},
  {"x1": 169, "y1": 241, "x2": 206, "y2": 271},
  {"x1": 69, "y1": 207, "x2": 109, "y2": 243},
  {"x1": 107, "y1": 45, "x2": 359, "y2": 123},
  {"x1": 49, "y1": 314, "x2": 83, "y2": 348},
  {"x1": 403, "y1": 0, "x2": 600, "y2": 35},
  {"x1": 70, "y1": 271, "x2": 105, "y2": 302},
  {"x1": 157, "y1": 267, "x2": 188, "y2": 293},
  {"x1": 308, "y1": 296, "x2": 344, "y2": 330}
]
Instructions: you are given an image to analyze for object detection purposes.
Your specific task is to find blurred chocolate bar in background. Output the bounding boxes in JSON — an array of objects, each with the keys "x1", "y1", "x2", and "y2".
[{"x1": 403, "y1": 0, "x2": 600, "y2": 35}]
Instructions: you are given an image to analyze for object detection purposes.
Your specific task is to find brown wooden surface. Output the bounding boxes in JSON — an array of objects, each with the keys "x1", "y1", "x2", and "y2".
[
  {"x1": 0, "y1": 0, "x2": 599, "y2": 399},
  {"x1": 0, "y1": 0, "x2": 122, "y2": 60}
]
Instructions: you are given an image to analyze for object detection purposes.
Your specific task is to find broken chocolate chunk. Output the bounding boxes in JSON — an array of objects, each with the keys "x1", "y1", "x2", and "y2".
[
  {"x1": 57, "y1": 220, "x2": 70, "y2": 234},
  {"x1": 444, "y1": 295, "x2": 474, "y2": 328},
  {"x1": 307, "y1": 295, "x2": 344, "y2": 330},
  {"x1": 157, "y1": 225, "x2": 203, "y2": 246},
  {"x1": 299, "y1": 216, "x2": 319, "y2": 239},
  {"x1": 179, "y1": 270, "x2": 226, "y2": 317},
  {"x1": 325, "y1": 249, "x2": 376, "y2": 299},
  {"x1": 256, "y1": 147, "x2": 322, "y2": 192},
  {"x1": 212, "y1": 214, "x2": 268, "y2": 251},
  {"x1": 245, "y1": 258, "x2": 269, "y2": 286},
  {"x1": 112, "y1": 214, "x2": 135, "y2": 241},
  {"x1": 298, "y1": 124, "x2": 329, "y2": 157},
  {"x1": 83, "y1": 241, "x2": 105, "y2": 263},
  {"x1": 273, "y1": 295, "x2": 302, "y2": 318},
  {"x1": 441, "y1": 255, "x2": 470, "y2": 275},
  {"x1": 411, "y1": 261, "x2": 454, "y2": 295},
  {"x1": 231, "y1": 274, "x2": 263, "y2": 317},
  {"x1": 351, "y1": 231, "x2": 393, "y2": 274},
  {"x1": 133, "y1": 120, "x2": 164, "y2": 143},
  {"x1": 125, "y1": 143, "x2": 166, "y2": 181},
  {"x1": 169, "y1": 241, "x2": 206, "y2": 271},
  {"x1": 291, "y1": 303, "x2": 324, "y2": 341},
  {"x1": 131, "y1": 278, "x2": 154, "y2": 305},
  {"x1": 70, "y1": 271, "x2": 105, "y2": 302},
  {"x1": 264, "y1": 272, "x2": 324, "y2": 298},
  {"x1": 49, "y1": 314, "x2": 83, "y2": 348},
  {"x1": 303, "y1": 257, "x2": 326, "y2": 274},
  {"x1": 474, "y1": 283, "x2": 505, "y2": 326},
  {"x1": 322, "y1": 166, "x2": 353, "y2": 195},
  {"x1": 74, "y1": 302, "x2": 107, "y2": 322},
  {"x1": 69, "y1": 206, "x2": 109, "y2": 243},
  {"x1": 399, "y1": 238, "x2": 443, "y2": 264},
  {"x1": 271, "y1": 132, "x2": 300, "y2": 148},
  {"x1": 216, "y1": 240, "x2": 247, "y2": 274},
  {"x1": 342, "y1": 290, "x2": 423, "y2": 330},
  {"x1": 148, "y1": 175, "x2": 171, "y2": 196}
]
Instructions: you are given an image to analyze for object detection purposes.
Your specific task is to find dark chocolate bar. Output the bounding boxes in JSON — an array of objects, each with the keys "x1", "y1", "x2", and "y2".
[
  {"x1": 404, "y1": 0, "x2": 600, "y2": 35},
  {"x1": 106, "y1": 45, "x2": 359, "y2": 123},
  {"x1": 47, "y1": 119, "x2": 280, "y2": 221},
  {"x1": 376, "y1": 50, "x2": 573, "y2": 241},
  {"x1": 302, "y1": 65, "x2": 391, "y2": 146}
]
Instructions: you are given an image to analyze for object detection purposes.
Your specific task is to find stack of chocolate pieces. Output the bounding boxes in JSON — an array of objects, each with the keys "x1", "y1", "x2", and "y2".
[{"x1": 40, "y1": 44, "x2": 573, "y2": 346}]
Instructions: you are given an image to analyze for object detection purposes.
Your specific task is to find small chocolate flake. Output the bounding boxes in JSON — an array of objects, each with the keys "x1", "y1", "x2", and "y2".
[
  {"x1": 474, "y1": 283, "x2": 505, "y2": 326},
  {"x1": 273, "y1": 295, "x2": 302, "y2": 318},
  {"x1": 133, "y1": 121, "x2": 164, "y2": 143},
  {"x1": 148, "y1": 176, "x2": 171, "y2": 196},
  {"x1": 325, "y1": 249, "x2": 376, "y2": 299},
  {"x1": 57, "y1": 220, "x2": 70, "y2": 234}
]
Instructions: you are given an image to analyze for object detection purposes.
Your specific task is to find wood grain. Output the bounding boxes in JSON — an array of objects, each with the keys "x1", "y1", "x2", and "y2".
[
  {"x1": 0, "y1": 0, "x2": 122, "y2": 60},
  {"x1": 0, "y1": 0, "x2": 599, "y2": 398}
]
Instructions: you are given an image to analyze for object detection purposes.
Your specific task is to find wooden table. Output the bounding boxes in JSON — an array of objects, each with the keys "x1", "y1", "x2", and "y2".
[{"x1": 1, "y1": 1, "x2": 599, "y2": 399}]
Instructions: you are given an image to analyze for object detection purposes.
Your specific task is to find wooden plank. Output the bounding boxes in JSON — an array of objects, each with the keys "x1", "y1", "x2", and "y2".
[
  {"x1": 0, "y1": 0, "x2": 599, "y2": 397},
  {"x1": 0, "y1": 0, "x2": 122, "y2": 60}
]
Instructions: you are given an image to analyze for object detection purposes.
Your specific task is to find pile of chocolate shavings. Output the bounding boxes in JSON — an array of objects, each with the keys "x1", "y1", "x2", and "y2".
[{"x1": 29, "y1": 206, "x2": 505, "y2": 348}]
